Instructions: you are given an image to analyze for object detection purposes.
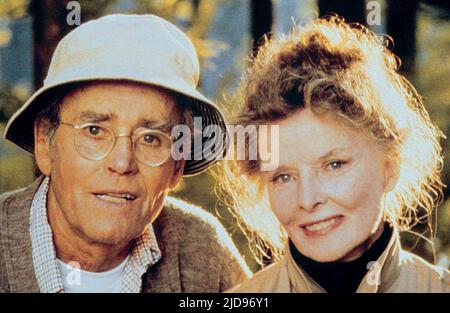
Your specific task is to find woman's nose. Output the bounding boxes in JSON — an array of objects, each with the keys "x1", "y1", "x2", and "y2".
[{"x1": 296, "y1": 173, "x2": 327, "y2": 212}]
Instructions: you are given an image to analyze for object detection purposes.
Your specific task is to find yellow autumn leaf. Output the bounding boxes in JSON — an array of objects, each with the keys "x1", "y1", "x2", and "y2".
[
  {"x1": 0, "y1": 0, "x2": 28, "y2": 19},
  {"x1": 174, "y1": 1, "x2": 193, "y2": 20},
  {"x1": 0, "y1": 28, "x2": 12, "y2": 47},
  {"x1": 12, "y1": 84, "x2": 31, "y2": 101}
]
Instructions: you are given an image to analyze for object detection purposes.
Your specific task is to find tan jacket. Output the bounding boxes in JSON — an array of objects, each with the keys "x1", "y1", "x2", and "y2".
[{"x1": 230, "y1": 230, "x2": 449, "y2": 293}]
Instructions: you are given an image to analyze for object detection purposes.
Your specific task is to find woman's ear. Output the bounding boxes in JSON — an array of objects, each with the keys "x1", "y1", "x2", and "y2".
[
  {"x1": 169, "y1": 159, "x2": 185, "y2": 189},
  {"x1": 34, "y1": 120, "x2": 52, "y2": 176},
  {"x1": 384, "y1": 158, "x2": 399, "y2": 193}
]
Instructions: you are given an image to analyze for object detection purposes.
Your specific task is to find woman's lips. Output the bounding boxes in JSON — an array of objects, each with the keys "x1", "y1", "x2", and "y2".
[{"x1": 300, "y1": 215, "x2": 344, "y2": 236}]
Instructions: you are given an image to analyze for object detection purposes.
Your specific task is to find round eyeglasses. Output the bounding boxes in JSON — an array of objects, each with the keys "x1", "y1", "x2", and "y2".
[{"x1": 59, "y1": 121, "x2": 178, "y2": 167}]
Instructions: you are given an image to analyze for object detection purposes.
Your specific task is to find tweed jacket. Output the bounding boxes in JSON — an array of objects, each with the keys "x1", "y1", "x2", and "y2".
[{"x1": 0, "y1": 177, "x2": 251, "y2": 292}]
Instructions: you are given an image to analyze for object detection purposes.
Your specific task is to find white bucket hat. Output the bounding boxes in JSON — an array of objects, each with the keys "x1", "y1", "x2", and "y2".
[{"x1": 3, "y1": 14, "x2": 227, "y2": 176}]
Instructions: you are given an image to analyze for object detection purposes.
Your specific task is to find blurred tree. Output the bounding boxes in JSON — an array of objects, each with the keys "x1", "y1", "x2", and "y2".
[
  {"x1": 318, "y1": 0, "x2": 366, "y2": 25},
  {"x1": 416, "y1": 6, "x2": 450, "y2": 198},
  {"x1": 424, "y1": 0, "x2": 450, "y2": 12},
  {"x1": 29, "y1": 0, "x2": 121, "y2": 90},
  {"x1": 29, "y1": 0, "x2": 73, "y2": 90},
  {"x1": 0, "y1": 144, "x2": 34, "y2": 192},
  {"x1": 0, "y1": 83, "x2": 29, "y2": 122},
  {"x1": 250, "y1": 0, "x2": 273, "y2": 56},
  {"x1": 388, "y1": 3, "x2": 450, "y2": 266},
  {"x1": 386, "y1": 0, "x2": 419, "y2": 75},
  {"x1": 133, "y1": 0, "x2": 224, "y2": 69},
  {"x1": 0, "y1": 0, "x2": 28, "y2": 20}
]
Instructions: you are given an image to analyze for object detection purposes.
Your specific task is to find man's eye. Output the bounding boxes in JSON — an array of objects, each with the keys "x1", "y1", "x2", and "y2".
[
  {"x1": 144, "y1": 134, "x2": 155, "y2": 143},
  {"x1": 88, "y1": 125, "x2": 101, "y2": 136},
  {"x1": 141, "y1": 134, "x2": 161, "y2": 146},
  {"x1": 79, "y1": 125, "x2": 111, "y2": 141},
  {"x1": 81, "y1": 125, "x2": 107, "y2": 138}
]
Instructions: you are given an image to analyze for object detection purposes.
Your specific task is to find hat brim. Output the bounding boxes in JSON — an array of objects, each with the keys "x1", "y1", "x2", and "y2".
[{"x1": 4, "y1": 77, "x2": 228, "y2": 176}]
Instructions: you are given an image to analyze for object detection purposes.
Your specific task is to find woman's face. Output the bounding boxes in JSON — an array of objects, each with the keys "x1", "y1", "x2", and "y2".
[{"x1": 264, "y1": 109, "x2": 397, "y2": 262}]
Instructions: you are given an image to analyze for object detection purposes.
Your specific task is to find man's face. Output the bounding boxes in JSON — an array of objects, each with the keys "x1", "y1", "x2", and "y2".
[{"x1": 35, "y1": 81, "x2": 184, "y2": 246}]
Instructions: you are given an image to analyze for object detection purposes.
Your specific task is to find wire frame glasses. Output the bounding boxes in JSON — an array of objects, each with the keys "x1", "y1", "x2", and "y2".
[{"x1": 60, "y1": 121, "x2": 177, "y2": 167}]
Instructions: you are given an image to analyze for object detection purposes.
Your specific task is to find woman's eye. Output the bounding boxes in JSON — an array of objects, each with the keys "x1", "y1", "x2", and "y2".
[
  {"x1": 273, "y1": 173, "x2": 293, "y2": 184},
  {"x1": 326, "y1": 160, "x2": 347, "y2": 171}
]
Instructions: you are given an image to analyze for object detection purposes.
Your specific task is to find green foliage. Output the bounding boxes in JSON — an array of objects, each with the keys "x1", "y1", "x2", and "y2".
[
  {"x1": 0, "y1": 153, "x2": 34, "y2": 192},
  {"x1": 416, "y1": 11, "x2": 450, "y2": 194},
  {"x1": 0, "y1": 123, "x2": 34, "y2": 193},
  {"x1": 0, "y1": 83, "x2": 30, "y2": 122}
]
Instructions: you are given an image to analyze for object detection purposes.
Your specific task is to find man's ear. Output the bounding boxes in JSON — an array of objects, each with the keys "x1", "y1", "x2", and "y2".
[
  {"x1": 34, "y1": 120, "x2": 52, "y2": 176},
  {"x1": 169, "y1": 159, "x2": 185, "y2": 189}
]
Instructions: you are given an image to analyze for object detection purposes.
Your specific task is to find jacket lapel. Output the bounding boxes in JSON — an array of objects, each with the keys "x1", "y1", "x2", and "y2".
[
  {"x1": 284, "y1": 228, "x2": 402, "y2": 293},
  {"x1": 285, "y1": 246, "x2": 325, "y2": 293},
  {"x1": 357, "y1": 229, "x2": 402, "y2": 293},
  {"x1": 141, "y1": 208, "x2": 181, "y2": 292},
  {"x1": 3, "y1": 177, "x2": 43, "y2": 292}
]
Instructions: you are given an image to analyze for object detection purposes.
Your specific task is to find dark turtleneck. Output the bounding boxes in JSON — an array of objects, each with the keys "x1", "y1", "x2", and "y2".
[{"x1": 289, "y1": 223, "x2": 393, "y2": 293}]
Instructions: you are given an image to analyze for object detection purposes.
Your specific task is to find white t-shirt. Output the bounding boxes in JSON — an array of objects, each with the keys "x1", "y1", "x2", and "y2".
[{"x1": 57, "y1": 256, "x2": 129, "y2": 293}]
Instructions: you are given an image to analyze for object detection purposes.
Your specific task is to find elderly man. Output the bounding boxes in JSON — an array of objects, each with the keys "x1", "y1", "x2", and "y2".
[{"x1": 0, "y1": 14, "x2": 250, "y2": 293}]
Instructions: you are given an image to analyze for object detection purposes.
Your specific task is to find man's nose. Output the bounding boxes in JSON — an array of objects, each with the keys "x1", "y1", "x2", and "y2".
[
  {"x1": 107, "y1": 135, "x2": 138, "y2": 175},
  {"x1": 296, "y1": 173, "x2": 326, "y2": 212}
]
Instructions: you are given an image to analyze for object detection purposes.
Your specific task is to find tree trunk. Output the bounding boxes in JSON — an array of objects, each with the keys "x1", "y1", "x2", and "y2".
[
  {"x1": 250, "y1": 0, "x2": 273, "y2": 56},
  {"x1": 386, "y1": 0, "x2": 418, "y2": 75},
  {"x1": 318, "y1": 0, "x2": 366, "y2": 25},
  {"x1": 29, "y1": 0, "x2": 74, "y2": 90},
  {"x1": 29, "y1": 0, "x2": 75, "y2": 177}
]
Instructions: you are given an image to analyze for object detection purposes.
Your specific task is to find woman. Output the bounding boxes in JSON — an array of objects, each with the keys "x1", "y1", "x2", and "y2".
[{"x1": 222, "y1": 17, "x2": 449, "y2": 293}]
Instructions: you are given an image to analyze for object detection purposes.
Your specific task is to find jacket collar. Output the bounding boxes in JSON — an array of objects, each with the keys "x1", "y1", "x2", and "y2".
[
  {"x1": 3, "y1": 176, "x2": 44, "y2": 292},
  {"x1": 285, "y1": 227, "x2": 402, "y2": 293}
]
